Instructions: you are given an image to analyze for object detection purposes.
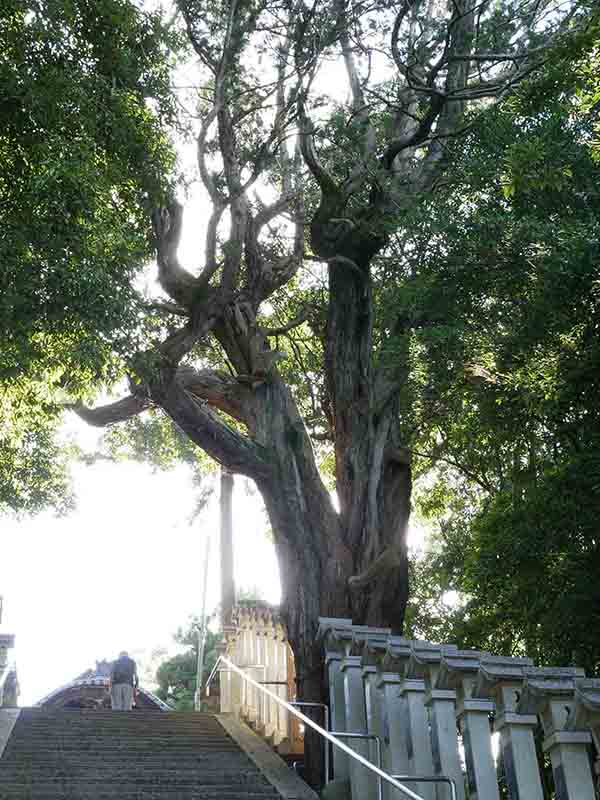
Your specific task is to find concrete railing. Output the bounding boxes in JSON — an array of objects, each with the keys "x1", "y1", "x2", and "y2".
[
  {"x1": 318, "y1": 617, "x2": 600, "y2": 800},
  {"x1": 0, "y1": 667, "x2": 18, "y2": 709},
  {"x1": 212, "y1": 654, "x2": 458, "y2": 800},
  {"x1": 215, "y1": 604, "x2": 303, "y2": 754},
  {"x1": 0, "y1": 633, "x2": 17, "y2": 710}
]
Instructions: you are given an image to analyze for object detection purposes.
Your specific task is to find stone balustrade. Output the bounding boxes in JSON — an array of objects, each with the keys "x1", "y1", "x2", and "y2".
[
  {"x1": 0, "y1": 669, "x2": 19, "y2": 709},
  {"x1": 0, "y1": 627, "x2": 16, "y2": 710},
  {"x1": 218, "y1": 604, "x2": 303, "y2": 755},
  {"x1": 318, "y1": 618, "x2": 600, "y2": 800}
]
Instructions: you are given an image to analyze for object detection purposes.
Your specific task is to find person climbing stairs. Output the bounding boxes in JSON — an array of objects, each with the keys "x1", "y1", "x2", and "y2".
[{"x1": 0, "y1": 708, "x2": 305, "y2": 799}]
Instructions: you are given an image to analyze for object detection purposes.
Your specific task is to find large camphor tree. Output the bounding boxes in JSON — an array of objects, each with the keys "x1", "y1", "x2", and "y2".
[
  {"x1": 75, "y1": 0, "x2": 590, "y2": 694},
  {"x1": 2, "y1": 0, "x2": 593, "y2": 756}
]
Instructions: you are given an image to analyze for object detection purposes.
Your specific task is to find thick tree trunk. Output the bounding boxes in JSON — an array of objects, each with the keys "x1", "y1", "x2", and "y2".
[
  {"x1": 317, "y1": 212, "x2": 412, "y2": 634},
  {"x1": 248, "y1": 375, "x2": 351, "y2": 787},
  {"x1": 250, "y1": 361, "x2": 411, "y2": 783}
]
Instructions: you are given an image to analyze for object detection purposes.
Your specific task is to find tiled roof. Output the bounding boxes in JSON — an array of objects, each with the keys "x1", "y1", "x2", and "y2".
[{"x1": 35, "y1": 675, "x2": 172, "y2": 711}]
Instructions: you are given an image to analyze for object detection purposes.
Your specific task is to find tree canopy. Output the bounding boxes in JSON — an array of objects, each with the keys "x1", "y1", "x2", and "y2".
[
  {"x1": 2, "y1": 3, "x2": 599, "y2": 779},
  {"x1": 154, "y1": 618, "x2": 221, "y2": 711},
  {"x1": 0, "y1": 0, "x2": 176, "y2": 513},
  {"x1": 402, "y1": 28, "x2": 600, "y2": 670}
]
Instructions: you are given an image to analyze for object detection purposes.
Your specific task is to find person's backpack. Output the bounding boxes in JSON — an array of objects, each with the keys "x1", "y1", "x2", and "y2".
[{"x1": 111, "y1": 656, "x2": 136, "y2": 685}]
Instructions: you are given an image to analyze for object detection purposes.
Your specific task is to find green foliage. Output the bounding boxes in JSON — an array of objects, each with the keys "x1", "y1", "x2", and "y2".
[
  {"x1": 154, "y1": 617, "x2": 221, "y2": 711},
  {"x1": 397, "y1": 44, "x2": 600, "y2": 667},
  {"x1": 103, "y1": 409, "x2": 216, "y2": 472},
  {"x1": 0, "y1": 389, "x2": 75, "y2": 515},
  {"x1": 0, "y1": 0, "x2": 177, "y2": 513}
]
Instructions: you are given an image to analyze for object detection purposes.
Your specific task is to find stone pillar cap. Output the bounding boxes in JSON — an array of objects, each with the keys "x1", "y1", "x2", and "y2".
[
  {"x1": 316, "y1": 619, "x2": 357, "y2": 653},
  {"x1": 325, "y1": 649, "x2": 344, "y2": 664},
  {"x1": 517, "y1": 667, "x2": 586, "y2": 715},
  {"x1": 436, "y1": 650, "x2": 486, "y2": 690},
  {"x1": 350, "y1": 625, "x2": 392, "y2": 639},
  {"x1": 316, "y1": 617, "x2": 353, "y2": 639},
  {"x1": 353, "y1": 633, "x2": 390, "y2": 662},
  {"x1": 321, "y1": 627, "x2": 355, "y2": 654},
  {"x1": 473, "y1": 654, "x2": 534, "y2": 698},
  {"x1": 406, "y1": 640, "x2": 458, "y2": 680},
  {"x1": 382, "y1": 638, "x2": 411, "y2": 672},
  {"x1": 318, "y1": 622, "x2": 391, "y2": 654},
  {"x1": 340, "y1": 654, "x2": 364, "y2": 671},
  {"x1": 567, "y1": 679, "x2": 600, "y2": 731}
]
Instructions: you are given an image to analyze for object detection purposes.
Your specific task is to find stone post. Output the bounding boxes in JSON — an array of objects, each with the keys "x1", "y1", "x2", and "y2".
[
  {"x1": 1, "y1": 671, "x2": 18, "y2": 709},
  {"x1": 474, "y1": 654, "x2": 539, "y2": 800},
  {"x1": 246, "y1": 609, "x2": 260, "y2": 725},
  {"x1": 342, "y1": 654, "x2": 378, "y2": 800},
  {"x1": 216, "y1": 638, "x2": 231, "y2": 713},
  {"x1": 518, "y1": 667, "x2": 595, "y2": 800},
  {"x1": 408, "y1": 641, "x2": 462, "y2": 800},
  {"x1": 274, "y1": 621, "x2": 291, "y2": 749},
  {"x1": 254, "y1": 612, "x2": 268, "y2": 734},
  {"x1": 0, "y1": 635, "x2": 13, "y2": 689},
  {"x1": 567, "y1": 679, "x2": 600, "y2": 782},
  {"x1": 238, "y1": 609, "x2": 251, "y2": 717},
  {"x1": 568, "y1": 678, "x2": 600, "y2": 738},
  {"x1": 399, "y1": 677, "x2": 436, "y2": 800},
  {"x1": 225, "y1": 624, "x2": 243, "y2": 716},
  {"x1": 438, "y1": 650, "x2": 498, "y2": 800},
  {"x1": 378, "y1": 638, "x2": 412, "y2": 800},
  {"x1": 263, "y1": 615, "x2": 278, "y2": 741},
  {"x1": 326, "y1": 650, "x2": 350, "y2": 780},
  {"x1": 317, "y1": 619, "x2": 391, "y2": 791},
  {"x1": 357, "y1": 633, "x2": 391, "y2": 787}
]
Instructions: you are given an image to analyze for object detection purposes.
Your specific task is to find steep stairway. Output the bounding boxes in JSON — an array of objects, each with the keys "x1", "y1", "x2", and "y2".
[{"x1": 0, "y1": 708, "x2": 285, "y2": 799}]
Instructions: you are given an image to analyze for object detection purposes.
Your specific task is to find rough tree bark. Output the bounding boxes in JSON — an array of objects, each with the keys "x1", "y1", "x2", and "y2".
[{"x1": 74, "y1": 0, "x2": 585, "y2": 785}]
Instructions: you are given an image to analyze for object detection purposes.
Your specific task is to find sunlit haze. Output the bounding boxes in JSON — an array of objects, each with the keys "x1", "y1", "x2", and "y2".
[{"x1": 1, "y1": 416, "x2": 281, "y2": 705}]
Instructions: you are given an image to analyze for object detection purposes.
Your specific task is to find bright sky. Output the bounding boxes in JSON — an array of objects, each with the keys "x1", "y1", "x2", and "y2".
[{"x1": 1, "y1": 416, "x2": 281, "y2": 705}]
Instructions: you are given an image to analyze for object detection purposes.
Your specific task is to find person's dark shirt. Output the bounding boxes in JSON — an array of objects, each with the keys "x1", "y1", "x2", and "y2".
[{"x1": 110, "y1": 655, "x2": 138, "y2": 687}]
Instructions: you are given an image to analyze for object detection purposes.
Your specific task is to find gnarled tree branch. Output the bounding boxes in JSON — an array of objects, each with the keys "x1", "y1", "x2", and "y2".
[
  {"x1": 153, "y1": 371, "x2": 272, "y2": 479},
  {"x1": 152, "y1": 201, "x2": 203, "y2": 307},
  {"x1": 69, "y1": 396, "x2": 150, "y2": 427}
]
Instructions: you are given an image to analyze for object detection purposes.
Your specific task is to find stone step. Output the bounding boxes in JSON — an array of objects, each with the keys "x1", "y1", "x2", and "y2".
[
  {"x1": 12, "y1": 725, "x2": 226, "y2": 731},
  {"x1": 0, "y1": 772, "x2": 275, "y2": 784},
  {"x1": 0, "y1": 786, "x2": 280, "y2": 800},
  {"x1": 0, "y1": 710, "x2": 289, "y2": 800},
  {"x1": 1, "y1": 783, "x2": 278, "y2": 792}
]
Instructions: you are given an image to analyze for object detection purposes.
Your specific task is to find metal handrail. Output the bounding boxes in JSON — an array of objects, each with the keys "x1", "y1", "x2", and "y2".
[
  {"x1": 205, "y1": 658, "x2": 223, "y2": 691},
  {"x1": 240, "y1": 664, "x2": 267, "y2": 722},
  {"x1": 330, "y1": 731, "x2": 383, "y2": 800},
  {"x1": 392, "y1": 775, "x2": 457, "y2": 800},
  {"x1": 206, "y1": 655, "x2": 458, "y2": 800}
]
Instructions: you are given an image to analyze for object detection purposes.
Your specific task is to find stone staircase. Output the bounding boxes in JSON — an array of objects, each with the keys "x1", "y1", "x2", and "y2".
[{"x1": 0, "y1": 708, "x2": 286, "y2": 799}]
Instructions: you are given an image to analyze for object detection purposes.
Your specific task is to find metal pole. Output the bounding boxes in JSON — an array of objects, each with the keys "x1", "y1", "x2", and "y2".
[
  {"x1": 195, "y1": 531, "x2": 211, "y2": 710},
  {"x1": 330, "y1": 731, "x2": 383, "y2": 800},
  {"x1": 392, "y1": 776, "x2": 457, "y2": 800},
  {"x1": 207, "y1": 657, "x2": 458, "y2": 800},
  {"x1": 217, "y1": 655, "x2": 426, "y2": 800}
]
